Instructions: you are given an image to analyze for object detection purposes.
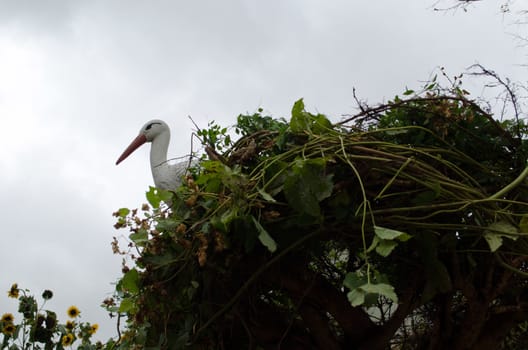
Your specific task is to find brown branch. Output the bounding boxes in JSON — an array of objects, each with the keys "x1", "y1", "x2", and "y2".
[
  {"x1": 337, "y1": 96, "x2": 487, "y2": 127},
  {"x1": 473, "y1": 307, "x2": 528, "y2": 349},
  {"x1": 298, "y1": 303, "x2": 342, "y2": 350},
  {"x1": 264, "y1": 256, "x2": 376, "y2": 344},
  {"x1": 467, "y1": 64, "x2": 523, "y2": 138}
]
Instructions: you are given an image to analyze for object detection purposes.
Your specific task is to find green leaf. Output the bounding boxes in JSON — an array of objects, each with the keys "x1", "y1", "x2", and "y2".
[
  {"x1": 146, "y1": 187, "x2": 174, "y2": 208},
  {"x1": 367, "y1": 235, "x2": 380, "y2": 253},
  {"x1": 343, "y1": 272, "x2": 367, "y2": 290},
  {"x1": 290, "y1": 98, "x2": 309, "y2": 133},
  {"x1": 120, "y1": 268, "x2": 140, "y2": 294},
  {"x1": 159, "y1": 189, "x2": 174, "y2": 203},
  {"x1": 156, "y1": 219, "x2": 180, "y2": 232},
  {"x1": 344, "y1": 272, "x2": 398, "y2": 306},
  {"x1": 484, "y1": 233, "x2": 503, "y2": 252},
  {"x1": 312, "y1": 113, "x2": 333, "y2": 134},
  {"x1": 291, "y1": 98, "x2": 305, "y2": 120},
  {"x1": 252, "y1": 216, "x2": 277, "y2": 252},
  {"x1": 304, "y1": 159, "x2": 333, "y2": 201},
  {"x1": 375, "y1": 239, "x2": 398, "y2": 257},
  {"x1": 487, "y1": 221, "x2": 518, "y2": 235},
  {"x1": 119, "y1": 298, "x2": 136, "y2": 313},
  {"x1": 347, "y1": 289, "x2": 365, "y2": 307},
  {"x1": 284, "y1": 170, "x2": 320, "y2": 217},
  {"x1": 283, "y1": 158, "x2": 333, "y2": 217},
  {"x1": 484, "y1": 221, "x2": 519, "y2": 252},
  {"x1": 117, "y1": 208, "x2": 130, "y2": 217},
  {"x1": 142, "y1": 252, "x2": 178, "y2": 267},
  {"x1": 290, "y1": 99, "x2": 332, "y2": 134},
  {"x1": 360, "y1": 283, "x2": 398, "y2": 303},
  {"x1": 374, "y1": 226, "x2": 411, "y2": 241},
  {"x1": 146, "y1": 186, "x2": 161, "y2": 208},
  {"x1": 129, "y1": 229, "x2": 148, "y2": 245},
  {"x1": 403, "y1": 89, "x2": 415, "y2": 96}
]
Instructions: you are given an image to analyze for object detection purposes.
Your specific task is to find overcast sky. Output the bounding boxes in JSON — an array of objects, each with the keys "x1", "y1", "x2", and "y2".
[{"x1": 0, "y1": 0, "x2": 526, "y2": 342}]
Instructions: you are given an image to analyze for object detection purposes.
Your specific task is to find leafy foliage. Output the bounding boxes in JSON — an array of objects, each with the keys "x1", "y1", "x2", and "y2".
[{"x1": 109, "y1": 85, "x2": 528, "y2": 349}]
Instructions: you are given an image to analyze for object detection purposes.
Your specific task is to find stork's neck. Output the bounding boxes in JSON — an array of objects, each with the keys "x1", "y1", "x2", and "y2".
[{"x1": 150, "y1": 130, "x2": 170, "y2": 169}]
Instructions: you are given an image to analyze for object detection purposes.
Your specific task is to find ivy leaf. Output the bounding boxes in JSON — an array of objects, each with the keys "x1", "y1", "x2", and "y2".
[
  {"x1": 120, "y1": 268, "x2": 139, "y2": 294},
  {"x1": 145, "y1": 186, "x2": 172, "y2": 208},
  {"x1": 156, "y1": 219, "x2": 180, "y2": 232},
  {"x1": 347, "y1": 289, "x2": 366, "y2": 307},
  {"x1": 291, "y1": 98, "x2": 304, "y2": 118},
  {"x1": 159, "y1": 189, "x2": 174, "y2": 203},
  {"x1": 343, "y1": 272, "x2": 367, "y2": 290},
  {"x1": 360, "y1": 283, "x2": 398, "y2": 303},
  {"x1": 344, "y1": 272, "x2": 398, "y2": 306},
  {"x1": 484, "y1": 221, "x2": 518, "y2": 252},
  {"x1": 303, "y1": 159, "x2": 333, "y2": 201},
  {"x1": 146, "y1": 186, "x2": 161, "y2": 208},
  {"x1": 283, "y1": 158, "x2": 333, "y2": 217},
  {"x1": 368, "y1": 226, "x2": 411, "y2": 257},
  {"x1": 312, "y1": 113, "x2": 333, "y2": 134},
  {"x1": 129, "y1": 229, "x2": 148, "y2": 245},
  {"x1": 252, "y1": 216, "x2": 277, "y2": 253},
  {"x1": 290, "y1": 99, "x2": 332, "y2": 134},
  {"x1": 117, "y1": 208, "x2": 130, "y2": 217},
  {"x1": 284, "y1": 170, "x2": 320, "y2": 217},
  {"x1": 119, "y1": 298, "x2": 137, "y2": 313},
  {"x1": 374, "y1": 226, "x2": 410, "y2": 241},
  {"x1": 142, "y1": 253, "x2": 179, "y2": 267},
  {"x1": 290, "y1": 98, "x2": 309, "y2": 133},
  {"x1": 367, "y1": 235, "x2": 380, "y2": 253},
  {"x1": 375, "y1": 240, "x2": 399, "y2": 257},
  {"x1": 484, "y1": 233, "x2": 503, "y2": 253}
]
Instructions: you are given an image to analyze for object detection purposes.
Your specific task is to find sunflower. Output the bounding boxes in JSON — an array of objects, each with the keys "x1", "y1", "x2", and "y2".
[
  {"x1": 2, "y1": 324, "x2": 15, "y2": 336},
  {"x1": 1, "y1": 313, "x2": 14, "y2": 323},
  {"x1": 87, "y1": 323, "x2": 99, "y2": 335},
  {"x1": 7, "y1": 283, "x2": 19, "y2": 299},
  {"x1": 41, "y1": 290, "x2": 53, "y2": 300},
  {"x1": 65, "y1": 320, "x2": 75, "y2": 330},
  {"x1": 66, "y1": 306, "x2": 80, "y2": 318},
  {"x1": 61, "y1": 333, "x2": 74, "y2": 346}
]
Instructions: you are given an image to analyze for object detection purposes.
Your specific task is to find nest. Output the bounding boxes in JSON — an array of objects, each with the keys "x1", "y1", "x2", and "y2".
[{"x1": 117, "y1": 95, "x2": 528, "y2": 349}]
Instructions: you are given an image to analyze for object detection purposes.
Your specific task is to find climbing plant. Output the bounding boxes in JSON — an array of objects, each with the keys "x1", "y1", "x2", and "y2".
[{"x1": 110, "y1": 79, "x2": 528, "y2": 349}]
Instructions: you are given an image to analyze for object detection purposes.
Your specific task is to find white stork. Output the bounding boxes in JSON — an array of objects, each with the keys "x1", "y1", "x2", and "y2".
[{"x1": 116, "y1": 119, "x2": 194, "y2": 190}]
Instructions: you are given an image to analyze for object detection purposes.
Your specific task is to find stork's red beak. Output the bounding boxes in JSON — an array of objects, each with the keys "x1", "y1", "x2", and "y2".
[{"x1": 116, "y1": 134, "x2": 148, "y2": 165}]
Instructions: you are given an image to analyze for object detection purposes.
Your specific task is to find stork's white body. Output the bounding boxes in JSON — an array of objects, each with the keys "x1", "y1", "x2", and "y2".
[{"x1": 116, "y1": 119, "x2": 193, "y2": 190}]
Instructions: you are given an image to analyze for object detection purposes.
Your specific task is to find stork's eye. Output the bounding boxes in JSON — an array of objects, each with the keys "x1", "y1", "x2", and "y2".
[{"x1": 146, "y1": 122, "x2": 161, "y2": 130}]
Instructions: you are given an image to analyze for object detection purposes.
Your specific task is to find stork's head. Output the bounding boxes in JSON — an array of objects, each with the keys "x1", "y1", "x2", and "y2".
[
  {"x1": 116, "y1": 119, "x2": 170, "y2": 165},
  {"x1": 140, "y1": 119, "x2": 170, "y2": 142}
]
